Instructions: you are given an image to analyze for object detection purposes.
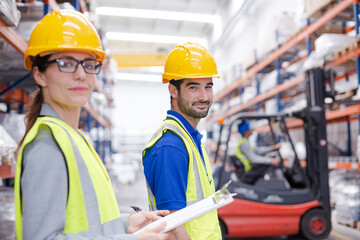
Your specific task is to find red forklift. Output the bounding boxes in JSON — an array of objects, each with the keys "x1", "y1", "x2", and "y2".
[{"x1": 214, "y1": 68, "x2": 334, "y2": 239}]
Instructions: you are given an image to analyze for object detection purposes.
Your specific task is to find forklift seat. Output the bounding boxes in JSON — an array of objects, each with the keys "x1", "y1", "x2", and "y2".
[
  {"x1": 229, "y1": 155, "x2": 245, "y2": 179},
  {"x1": 229, "y1": 155, "x2": 291, "y2": 188}
]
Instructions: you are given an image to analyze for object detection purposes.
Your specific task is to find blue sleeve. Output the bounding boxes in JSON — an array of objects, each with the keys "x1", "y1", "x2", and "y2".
[{"x1": 143, "y1": 132, "x2": 188, "y2": 210}]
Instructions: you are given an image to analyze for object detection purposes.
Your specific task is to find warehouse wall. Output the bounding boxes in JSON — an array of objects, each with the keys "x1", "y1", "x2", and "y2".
[
  {"x1": 111, "y1": 78, "x2": 218, "y2": 152},
  {"x1": 111, "y1": 80, "x2": 169, "y2": 139}
]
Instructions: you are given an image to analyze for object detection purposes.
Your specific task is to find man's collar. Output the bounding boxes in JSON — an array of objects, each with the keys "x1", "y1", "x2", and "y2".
[{"x1": 166, "y1": 110, "x2": 196, "y2": 135}]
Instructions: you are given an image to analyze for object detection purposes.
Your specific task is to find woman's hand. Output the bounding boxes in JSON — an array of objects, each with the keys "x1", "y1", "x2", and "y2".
[
  {"x1": 127, "y1": 210, "x2": 170, "y2": 233},
  {"x1": 128, "y1": 210, "x2": 174, "y2": 240},
  {"x1": 136, "y1": 222, "x2": 172, "y2": 240}
]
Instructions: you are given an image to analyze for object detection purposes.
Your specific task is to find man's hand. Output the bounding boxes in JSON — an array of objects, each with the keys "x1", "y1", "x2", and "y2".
[
  {"x1": 271, "y1": 157, "x2": 281, "y2": 165},
  {"x1": 272, "y1": 143, "x2": 281, "y2": 151}
]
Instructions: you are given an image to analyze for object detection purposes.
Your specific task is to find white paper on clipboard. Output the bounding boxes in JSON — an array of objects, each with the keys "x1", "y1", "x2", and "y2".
[{"x1": 133, "y1": 180, "x2": 235, "y2": 235}]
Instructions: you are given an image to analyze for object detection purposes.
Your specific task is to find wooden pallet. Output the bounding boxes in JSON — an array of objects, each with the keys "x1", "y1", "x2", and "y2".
[
  {"x1": 334, "y1": 42, "x2": 355, "y2": 58},
  {"x1": 285, "y1": 23, "x2": 344, "y2": 51},
  {"x1": 353, "y1": 37, "x2": 360, "y2": 49},
  {"x1": 306, "y1": 0, "x2": 338, "y2": 19},
  {"x1": 337, "y1": 220, "x2": 360, "y2": 230},
  {"x1": 330, "y1": 38, "x2": 360, "y2": 60}
]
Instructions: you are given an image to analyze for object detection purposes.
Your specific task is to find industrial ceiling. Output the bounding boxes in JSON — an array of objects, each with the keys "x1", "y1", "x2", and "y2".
[{"x1": 0, "y1": 0, "x2": 244, "y2": 88}]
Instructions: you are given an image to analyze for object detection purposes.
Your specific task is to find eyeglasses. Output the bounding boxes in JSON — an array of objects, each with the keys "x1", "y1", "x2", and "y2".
[{"x1": 43, "y1": 58, "x2": 102, "y2": 74}]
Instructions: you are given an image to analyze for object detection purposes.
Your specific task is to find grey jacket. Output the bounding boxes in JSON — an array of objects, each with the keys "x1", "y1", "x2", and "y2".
[
  {"x1": 20, "y1": 104, "x2": 138, "y2": 240},
  {"x1": 239, "y1": 140, "x2": 273, "y2": 164}
]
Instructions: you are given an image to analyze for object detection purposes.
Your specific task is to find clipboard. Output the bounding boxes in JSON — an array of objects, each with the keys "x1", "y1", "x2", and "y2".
[{"x1": 133, "y1": 180, "x2": 235, "y2": 235}]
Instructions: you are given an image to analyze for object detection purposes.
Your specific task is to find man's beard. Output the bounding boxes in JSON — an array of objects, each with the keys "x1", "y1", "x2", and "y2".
[{"x1": 177, "y1": 96, "x2": 211, "y2": 119}]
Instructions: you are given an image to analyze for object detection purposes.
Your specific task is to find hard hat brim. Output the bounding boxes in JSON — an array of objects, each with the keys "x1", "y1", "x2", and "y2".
[
  {"x1": 24, "y1": 47, "x2": 105, "y2": 70},
  {"x1": 162, "y1": 73, "x2": 220, "y2": 84}
]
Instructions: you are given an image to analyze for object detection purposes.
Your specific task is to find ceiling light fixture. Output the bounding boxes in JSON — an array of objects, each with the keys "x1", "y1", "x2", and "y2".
[
  {"x1": 95, "y1": 7, "x2": 220, "y2": 24},
  {"x1": 116, "y1": 72, "x2": 162, "y2": 82},
  {"x1": 106, "y1": 32, "x2": 208, "y2": 47},
  {"x1": 137, "y1": 66, "x2": 164, "y2": 73}
]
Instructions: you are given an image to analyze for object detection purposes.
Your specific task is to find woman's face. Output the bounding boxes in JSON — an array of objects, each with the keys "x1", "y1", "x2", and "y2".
[{"x1": 34, "y1": 51, "x2": 97, "y2": 109}]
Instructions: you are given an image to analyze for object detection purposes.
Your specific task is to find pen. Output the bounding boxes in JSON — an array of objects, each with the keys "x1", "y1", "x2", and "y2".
[
  {"x1": 130, "y1": 205, "x2": 142, "y2": 212},
  {"x1": 130, "y1": 205, "x2": 164, "y2": 217}
]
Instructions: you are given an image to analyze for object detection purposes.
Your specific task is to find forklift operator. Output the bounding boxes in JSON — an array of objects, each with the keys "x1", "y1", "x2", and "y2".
[{"x1": 233, "y1": 121, "x2": 281, "y2": 184}]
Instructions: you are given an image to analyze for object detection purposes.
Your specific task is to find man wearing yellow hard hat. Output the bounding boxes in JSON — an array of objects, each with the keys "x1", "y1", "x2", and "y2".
[{"x1": 143, "y1": 42, "x2": 222, "y2": 239}]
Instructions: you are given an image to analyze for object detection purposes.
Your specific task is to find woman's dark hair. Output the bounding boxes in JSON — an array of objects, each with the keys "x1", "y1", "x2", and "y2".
[
  {"x1": 32, "y1": 54, "x2": 52, "y2": 72},
  {"x1": 17, "y1": 54, "x2": 51, "y2": 153}
]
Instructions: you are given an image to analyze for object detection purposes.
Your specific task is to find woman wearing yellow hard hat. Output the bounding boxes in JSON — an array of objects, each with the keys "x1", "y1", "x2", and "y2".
[{"x1": 15, "y1": 9, "x2": 172, "y2": 240}]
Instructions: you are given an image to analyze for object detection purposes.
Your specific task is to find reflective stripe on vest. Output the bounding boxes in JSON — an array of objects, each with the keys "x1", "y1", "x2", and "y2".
[
  {"x1": 234, "y1": 137, "x2": 253, "y2": 172},
  {"x1": 142, "y1": 118, "x2": 222, "y2": 239},
  {"x1": 15, "y1": 117, "x2": 121, "y2": 240}
]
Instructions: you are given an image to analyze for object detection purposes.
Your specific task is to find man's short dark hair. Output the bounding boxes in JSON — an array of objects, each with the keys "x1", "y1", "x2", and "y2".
[
  {"x1": 169, "y1": 79, "x2": 184, "y2": 103},
  {"x1": 169, "y1": 79, "x2": 184, "y2": 91}
]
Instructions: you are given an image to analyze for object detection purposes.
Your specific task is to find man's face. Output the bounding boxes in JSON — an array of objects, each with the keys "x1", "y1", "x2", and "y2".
[
  {"x1": 245, "y1": 128, "x2": 254, "y2": 137},
  {"x1": 176, "y1": 78, "x2": 213, "y2": 119}
]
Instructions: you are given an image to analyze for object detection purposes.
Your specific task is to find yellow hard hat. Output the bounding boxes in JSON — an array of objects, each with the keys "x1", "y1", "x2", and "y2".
[
  {"x1": 24, "y1": 10, "x2": 105, "y2": 70},
  {"x1": 162, "y1": 42, "x2": 220, "y2": 84}
]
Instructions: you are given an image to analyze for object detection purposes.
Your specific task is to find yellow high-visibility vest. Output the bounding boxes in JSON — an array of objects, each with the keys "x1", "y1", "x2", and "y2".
[
  {"x1": 234, "y1": 137, "x2": 253, "y2": 172},
  {"x1": 15, "y1": 117, "x2": 120, "y2": 240},
  {"x1": 143, "y1": 118, "x2": 222, "y2": 240}
]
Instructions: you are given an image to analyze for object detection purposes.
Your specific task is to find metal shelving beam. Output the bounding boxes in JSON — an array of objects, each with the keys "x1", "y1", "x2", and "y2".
[
  {"x1": 254, "y1": 50, "x2": 260, "y2": 112},
  {"x1": 329, "y1": 161, "x2": 360, "y2": 170},
  {"x1": 214, "y1": 0, "x2": 353, "y2": 103},
  {"x1": 327, "y1": 47, "x2": 360, "y2": 67},
  {"x1": 0, "y1": 18, "x2": 27, "y2": 55},
  {"x1": 284, "y1": 159, "x2": 360, "y2": 170},
  {"x1": 209, "y1": 36, "x2": 360, "y2": 124},
  {"x1": 83, "y1": 104, "x2": 111, "y2": 129},
  {"x1": 0, "y1": 165, "x2": 15, "y2": 179},
  {"x1": 48, "y1": 0, "x2": 60, "y2": 11},
  {"x1": 0, "y1": 73, "x2": 31, "y2": 97},
  {"x1": 208, "y1": 75, "x2": 305, "y2": 123},
  {"x1": 326, "y1": 104, "x2": 360, "y2": 119},
  {"x1": 256, "y1": 104, "x2": 360, "y2": 133},
  {"x1": 44, "y1": 0, "x2": 50, "y2": 15}
]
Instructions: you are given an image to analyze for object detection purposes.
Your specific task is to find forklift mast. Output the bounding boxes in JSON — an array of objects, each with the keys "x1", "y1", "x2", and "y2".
[{"x1": 298, "y1": 68, "x2": 331, "y2": 214}]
